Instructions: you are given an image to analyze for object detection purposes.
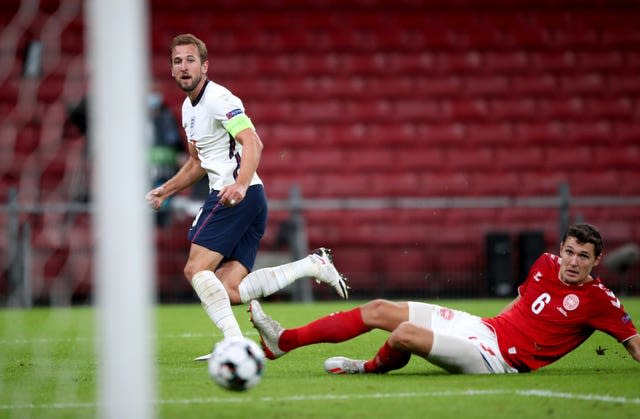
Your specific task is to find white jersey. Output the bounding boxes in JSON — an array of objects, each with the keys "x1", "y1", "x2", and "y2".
[{"x1": 181, "y1": 80, "x2": 262, "y2": 191}]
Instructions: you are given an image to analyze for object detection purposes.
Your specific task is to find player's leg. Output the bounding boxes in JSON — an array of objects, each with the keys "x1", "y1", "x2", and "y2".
[
  {"x1": 249, "y1": 299, "x2": 408, "y2": 359},
  {"x1": 185, "y1": 243, "x2": 242, "y2": 339},
  {"x1": 324, "y1": 321, "x2": 497, "y2": 375},
  {"x1": 341, "y1": 304, "x2": 506, "y2": 374},
  {"x1": 214, "y1": 260, "x2": 248, "y2": 303},
  {"x1": 424, "y1": 332, "x2": 494, "y2": 374},
  {"x1": 184, "y1": 191, "x2": 249, "y2": 344},
  {"x1": 238, "y1": 248, "x2": 349, "y2": 301},
  {"x1": 324, "y1": 302, "x2": 435, "y2": 374},
  {"x1": 324, "y1": 321, "x2": 421, "y2": 374},
  {"x1": 360, "y1": 299, "x2": 410, "y2": 330}
]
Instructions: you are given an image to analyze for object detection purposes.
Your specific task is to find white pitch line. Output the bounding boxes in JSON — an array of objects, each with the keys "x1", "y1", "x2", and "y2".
[
  {"x1": 0, "y1": 331, "x2": 260, "y2": 345},
  {"x1": 2, "y1": 389, "x2": 639, "y2": 411}
]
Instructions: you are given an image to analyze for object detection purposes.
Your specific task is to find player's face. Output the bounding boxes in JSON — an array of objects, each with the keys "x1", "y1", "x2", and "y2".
[
  {"x1": 171, "y1": 44, "x2": 208, "y2": 95},
  {"x1": 558, "y1": 236, "x2": 601, "y2": 285}
]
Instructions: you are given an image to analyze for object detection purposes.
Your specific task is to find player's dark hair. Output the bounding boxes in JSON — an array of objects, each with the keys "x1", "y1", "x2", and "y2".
[
  {"x1": 562, "y1": 223, "x2": 603, "y2": 257},
  {"x1": 170, "y1": 33, "x2": 208, "y2": 63}
]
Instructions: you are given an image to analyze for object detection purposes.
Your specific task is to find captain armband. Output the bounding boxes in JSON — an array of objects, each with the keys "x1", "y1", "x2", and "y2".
[{"x1": 225, "y1": 113, "x2": 255, "y2": 137}]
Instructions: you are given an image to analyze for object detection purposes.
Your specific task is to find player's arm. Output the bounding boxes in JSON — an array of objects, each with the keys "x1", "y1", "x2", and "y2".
[
  {"x1": 623, "y1": 335, "x2": 640, "y2": 362},
  {"x1": 217, "y1": 127, "x2": 263, "y2": 205},
  {"x1": 145, "y1": 141, "x2": 206, "y2": 210},
  {"x1": 234, "y1": 127, "x2": 263, "y2": 188}
]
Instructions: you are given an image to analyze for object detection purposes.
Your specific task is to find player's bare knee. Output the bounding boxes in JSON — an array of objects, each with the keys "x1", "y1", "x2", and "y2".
[
  {"x1": 184, "y1": 266, "x2": 194, "y2": 282},
  {"x1": 389, "y1": 322, "x2": 432, "y2": 355},
  {"x1": 184, "y1": 265, "x2": 199, "y2": 282},
  {"x1": 361, "y1": 299, "x2": 393, "y2": 326},
  {"x1": 389, "y1": 322, "x2": 412, "y2": 347}
]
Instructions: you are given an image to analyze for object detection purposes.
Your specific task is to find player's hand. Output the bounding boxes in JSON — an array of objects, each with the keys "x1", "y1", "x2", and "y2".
[
  {"x1": 145, "y1": 186, "x2": 166, "y2": 210},
  {"x1": 218, "y1": 183, "x2": 247, "y2": 207}
]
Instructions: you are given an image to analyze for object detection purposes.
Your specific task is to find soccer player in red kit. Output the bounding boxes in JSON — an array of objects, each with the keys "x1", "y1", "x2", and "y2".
[{"x1": 250, "y1": 223, "x2": 640, "y2": 374}]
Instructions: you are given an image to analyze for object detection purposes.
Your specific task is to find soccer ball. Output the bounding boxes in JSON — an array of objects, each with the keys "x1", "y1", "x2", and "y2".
[{"x1": 208, "y1": 336, "x2": 265, "y2": 391}]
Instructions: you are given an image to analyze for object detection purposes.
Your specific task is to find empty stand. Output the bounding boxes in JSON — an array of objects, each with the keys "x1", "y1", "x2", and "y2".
[{"x1": 2, "y1": 1, "x2": 640, "y2": 303}]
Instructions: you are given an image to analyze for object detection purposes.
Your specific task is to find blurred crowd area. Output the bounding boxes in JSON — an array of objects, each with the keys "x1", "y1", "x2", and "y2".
[{"x1": 0, "y1": 0, "x2": 639, "y2": 305}]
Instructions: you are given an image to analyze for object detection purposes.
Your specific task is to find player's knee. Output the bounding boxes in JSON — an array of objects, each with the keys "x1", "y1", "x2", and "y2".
[
  {"x1": 184, "y1": 265, "x2": 198, "y2": 282},
  {"x1": 361, "y1": 299, "x2": 393, "y2": 325},
  {"x1": 389, "y1": 322, "x2": 432, "y2": 355},
  {"x1": 388, "y1": 322, "x2": 412, "y2": 348}
]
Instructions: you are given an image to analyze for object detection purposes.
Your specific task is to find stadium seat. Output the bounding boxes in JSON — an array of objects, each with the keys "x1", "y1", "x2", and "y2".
[
  {"x1": 446, "y1": 147, "x2": 494, "y2": 172},
  {"x1": 465, "y1": 75, "x2": 510, "y2": 96},
  {"x1": 569, "y1": 171, "x2": 621, "y2": 195},
  {"x1": 560, "y1": 73, "x2": 606, "y2": 95},
  {"x1": 517, "y1": 171, "x2": 570, "y2": 195},
  {"x1": 465, "y1": 122, "x2": 514, "y2": 145},
  {"x1": 470, "y1": 172, "x2": 521, "y2": 196},
  {"x1": 421, "y1": 172, "x2": 472, "y2": 196},
  {"x1": 609, "y1": 73, "x2": 640, "y2": 95},
  {"x1": 528, "y1": 50, "x2": 576, "y2": 72},
  {"x1": 583, "y1": 98, "x2": 633, "y2": 119},
  {"x1": 514, "y1": 122, "x2": 565, "y2": 144},
  {"x1": 543, "y1": 146, "x2": 592, "y2": 170},
  {"x1": 536, "y1": 98, "x2": 583, "y2": 120},
  {"x1": 564, "y1": 121, "x2": 611, "y2": 144},
  {"x1": 483, "y1": 51, "x2": 529, "y2": 73},
  {"x1": 412, "y1": 75, "x2": 463, "y2": 97},
  {"x1": 614, "y1": 121, "x2": 640, "y2": 144},
  {"x1": 511, "y1": 74, "x2": 558, "y2": 96},
  {"x1": 494, "y1": 147, "x2": 544, "y2": 171}
]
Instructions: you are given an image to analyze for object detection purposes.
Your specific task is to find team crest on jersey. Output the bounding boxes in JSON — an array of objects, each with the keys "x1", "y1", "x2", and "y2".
[
  {"x1": 563, "y1": 294, "x2": 580, "y2": 311},
  {"x1": 439, "y1": 308, "x2": 454, "y2": 320},
  {"x1": 189, "y1": 116, "x2": 196, "y2": 137}
]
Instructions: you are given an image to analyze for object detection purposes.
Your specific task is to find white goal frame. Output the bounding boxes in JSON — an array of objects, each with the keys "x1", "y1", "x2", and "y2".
[{"x1": 87, "y1": 1, "x2": 155, "y2": 418}]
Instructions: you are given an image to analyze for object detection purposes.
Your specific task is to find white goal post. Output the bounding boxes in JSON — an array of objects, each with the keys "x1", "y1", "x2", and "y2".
[{"x1": 87, "y1": 1, "x2": 155, "y2": 418}]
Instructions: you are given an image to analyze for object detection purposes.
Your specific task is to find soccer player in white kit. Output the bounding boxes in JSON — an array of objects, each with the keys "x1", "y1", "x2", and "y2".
[
  {"x1": 251, "y1": 224, "x2": 640, "y2": 374},
  {"x1": 145, "y1": 34, "x2": 348, "y2": 358}
]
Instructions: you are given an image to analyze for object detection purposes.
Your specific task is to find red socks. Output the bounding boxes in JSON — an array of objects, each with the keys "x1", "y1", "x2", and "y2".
[
  {"x1": 279, "y1": 307, "x2": 371, "y2": 352},
  {"x1": 363, "y1": 340, "x2": 411, "y2": 373}
]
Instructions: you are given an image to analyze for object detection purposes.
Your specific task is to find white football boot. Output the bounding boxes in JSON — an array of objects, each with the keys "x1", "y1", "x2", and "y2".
[
  {"x1": 323, "y1": 356, "x2": 366, "y2": 374},
  {"x1": 310, "y1": 248, "x2": 349, "y2": 300},
  {"x1": 193, "y1": 353, "x2": 212, "y2": 362},
  {"x1": 249, "y1": 300, "x2": 287, "y2": 360}
]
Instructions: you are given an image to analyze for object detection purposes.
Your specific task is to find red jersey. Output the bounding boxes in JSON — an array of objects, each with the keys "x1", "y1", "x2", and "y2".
[{"x1": 483, "y1": 253, "x2": 638, "y2": 372}]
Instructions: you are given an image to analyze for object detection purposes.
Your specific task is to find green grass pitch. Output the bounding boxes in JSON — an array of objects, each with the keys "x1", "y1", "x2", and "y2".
[{"x1": 1, "y1": 298, "x2": 639, "y2": 418}]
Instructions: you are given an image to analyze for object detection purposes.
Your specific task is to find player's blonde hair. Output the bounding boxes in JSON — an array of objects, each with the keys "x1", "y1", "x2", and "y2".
[{"x1": 170, "y1": 33, "x2": 208, "y2": 63}]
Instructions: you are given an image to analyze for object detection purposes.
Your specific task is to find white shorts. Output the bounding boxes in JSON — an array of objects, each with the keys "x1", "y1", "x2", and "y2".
[{"x1": 408, "y1": 302, "x2": 518, "y2": 374}]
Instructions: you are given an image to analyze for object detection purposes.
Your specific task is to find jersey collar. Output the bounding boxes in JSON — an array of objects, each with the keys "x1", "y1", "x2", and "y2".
[{"x1": 190, "y1": 79, "x2": 209, "y2": 107}]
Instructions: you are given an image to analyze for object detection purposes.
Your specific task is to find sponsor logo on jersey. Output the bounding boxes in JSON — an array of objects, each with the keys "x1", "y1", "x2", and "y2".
[
  {"x1": 622, "y1": 314, "x2": 632, "y2": 324},
  {"x1": 563, "y1": 294, "x2": 580, "y2": 311},
  {"x1": 226, "y1": 108, "x2": 243, "y2": 119}
]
